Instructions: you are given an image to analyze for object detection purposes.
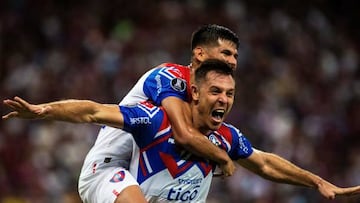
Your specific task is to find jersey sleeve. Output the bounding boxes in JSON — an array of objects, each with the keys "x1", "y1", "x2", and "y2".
[
  {"x1": 218, "y1": 124, "x2": 253, "y2": 160},
  {"x1": 232, "y1": 131, "x2": 253, "y2": 159},
  {"x1": 120, "y1": 102, "x2": 165, "y2": 145},
  {"x1": 142, "y1": 65, "x2": 188, "y2": 106}
]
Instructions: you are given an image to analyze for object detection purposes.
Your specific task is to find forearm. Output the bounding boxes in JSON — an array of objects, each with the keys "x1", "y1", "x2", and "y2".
[
  {"x1": 162, "y1": 97, "x2": 231, "y2": 164},
  {"x1": 259, "y1": 152, "x2": 322, "y2": 188},
  {"x1": 179, "y1": 127, "x2": 230, "y2": 164},
  {"x1": 39, "y1": 100, "x2": 99, "y2": 123},
  {"x1": 3, "y1": 97, "x2": 124, "y2": 128}
]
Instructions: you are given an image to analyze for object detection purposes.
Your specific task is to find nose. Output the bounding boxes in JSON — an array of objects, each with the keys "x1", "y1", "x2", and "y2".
[
  {"x1": 218, "y1": 93, "x2": 228, "y2": 104},
  {"x1": 226, "y1": 56, "x2": 237, "y2": 70}
]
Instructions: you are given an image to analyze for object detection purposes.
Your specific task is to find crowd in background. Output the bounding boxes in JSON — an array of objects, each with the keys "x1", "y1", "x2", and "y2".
[{"x1": 0, "y1": 0, "x2": 359, "y2": 202}]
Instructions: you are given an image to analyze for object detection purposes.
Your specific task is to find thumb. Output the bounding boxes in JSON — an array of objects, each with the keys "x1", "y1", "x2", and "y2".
[{"x1": 2, "y1": 112, "x2": 19, "y2": 120}]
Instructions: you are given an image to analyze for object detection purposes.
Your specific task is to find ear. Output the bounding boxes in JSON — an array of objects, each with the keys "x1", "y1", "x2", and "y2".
[
  {"x1": 191, "y1": 84, "x2": 200, "y2": 101},
  {"x1": 193, "y1": 47, "x2": 206, "y2": 62}
]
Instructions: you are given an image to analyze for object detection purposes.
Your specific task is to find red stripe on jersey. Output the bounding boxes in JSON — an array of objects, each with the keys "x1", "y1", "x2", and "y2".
[
  {"x1": 161, "y1": 63, "x2": 192, "y2": 102},
  {"x1": 159, "y1": 152, "x2": 194, "y2": 178},
  {"x1": 216, "y1": 125, "x2": 233, "y2": 148},
  {"x1": 140, "y1": 134, "x2": 171, "y2": 152}
]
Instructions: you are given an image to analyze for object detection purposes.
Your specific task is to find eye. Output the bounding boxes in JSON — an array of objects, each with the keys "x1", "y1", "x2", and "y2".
[
  {"x1": 222, "y1": 50, "x2": 238, "y2": 59},
  {"x1": 210, "y1": 87, "x2": 221, "y2": 95},
  {"x1": 226, "y1": 91, "x2": 235, "y2": 98},
  {"x1": 211, "y1": 90, "x2": 220, "y2": 95},
  {"x1": 222, "y1": 50, "x2": 232, "y2": 56},
  {"x1": 234, "y1": 53, "x2": 238, "y2": 59}
]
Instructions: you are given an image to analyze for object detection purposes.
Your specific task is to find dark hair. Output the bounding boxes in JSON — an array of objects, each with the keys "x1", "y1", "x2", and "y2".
[
  {"x1": 191, "y1": 24, "x2": 240, "y2": 51},
  {"x1": 194, "y1": 59, "x2": 234, "y2": 84}
]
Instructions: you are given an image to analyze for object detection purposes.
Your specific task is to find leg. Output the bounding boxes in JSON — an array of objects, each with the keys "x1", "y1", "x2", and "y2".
[
  {"x1": 114, "y1": 185, "x2": 147, "y2": 203},
  {"x1": 79, "y1": 167, "x2": 145, "y2": 203}
]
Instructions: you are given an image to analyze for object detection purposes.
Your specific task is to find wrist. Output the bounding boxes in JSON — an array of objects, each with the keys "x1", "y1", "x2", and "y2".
[
  {"x1": 217, "y1": 149, "x2": 231, "y2": 164},
  {"x1": 312, "y1": 176, "x2": 324, "y2": 189}
]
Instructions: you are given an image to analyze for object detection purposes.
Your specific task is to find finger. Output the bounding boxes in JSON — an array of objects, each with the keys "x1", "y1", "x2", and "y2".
[
  {"x1": 2, "y1": 112, "x2": 19, "y2": 120},
  {"x1": 338, "y1": 186, "x2": 360, "y2": 196},
  {"x1": 344, "y1": 186, "x2": 360, "y2": 195},
  {"x1": 14, "y1": 96, "x2": 31, "y2": 109},
  {"x1": 3, "y1": 100, "x2": 22, "y2": 110}
]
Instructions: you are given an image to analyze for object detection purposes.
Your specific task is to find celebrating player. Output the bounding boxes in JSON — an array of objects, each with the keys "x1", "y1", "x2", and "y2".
[
  {"x1": 3, "y1": 59, "x2": 360, "y2": 202},
  {"x1": 77, "y1": 24, "x2": 240, "y2": 202}
]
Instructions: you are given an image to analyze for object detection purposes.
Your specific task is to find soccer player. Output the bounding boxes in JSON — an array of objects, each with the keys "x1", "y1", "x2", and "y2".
[
  {"x1": 3, "y1": 59, "x2": 360, "y2": 202},
  {"x1": 78, "y1": 24, "x2": 240, "y2": 202},
  {"x1": 108, "y1": 24, "x2": 240, "y2": 177}
]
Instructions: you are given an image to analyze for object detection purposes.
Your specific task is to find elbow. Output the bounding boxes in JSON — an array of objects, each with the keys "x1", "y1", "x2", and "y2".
[
  {"x1": 259, "y1": 165, "x2": 271, "y2": 178},
  {"x1": 251, "y1": 152, "x2": 274, "y2": 180}
]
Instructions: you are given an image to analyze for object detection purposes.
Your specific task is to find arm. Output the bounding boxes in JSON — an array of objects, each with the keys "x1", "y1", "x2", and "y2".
[
  {"x1": 2, "y1": 96, "x2": 124, "y2": 128},
  {"x1": 162, "y1": 96, "x2": 235, "y2": 176},
  {"x1": 236, "y1": 148, "x2": 360, "y2": 199}
]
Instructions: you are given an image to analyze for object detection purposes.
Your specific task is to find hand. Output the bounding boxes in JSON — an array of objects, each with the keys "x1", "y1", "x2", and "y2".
[
  {"x1": 317, "y1": 179, "x2": 360, "y2": 199},
  {"x1": 218, "y1": 159, "x2": 236, "y2": 177},
  {"x1": 2, "y1": 96, "x2": 49, "y2": 120}
]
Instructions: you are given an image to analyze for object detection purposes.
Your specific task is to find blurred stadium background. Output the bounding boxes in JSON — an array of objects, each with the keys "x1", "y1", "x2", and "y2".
[{"x1": 0, "y1": 0, "x2": 359, "y2": 202}]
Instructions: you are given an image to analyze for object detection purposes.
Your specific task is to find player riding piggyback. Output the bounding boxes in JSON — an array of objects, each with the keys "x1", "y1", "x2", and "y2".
[
  {"x1": 78, "y1": 63, "x2": 193, "y2": 200},
  {"x1": 78, "y1": 24, "x2": 241, "y2": 202}
]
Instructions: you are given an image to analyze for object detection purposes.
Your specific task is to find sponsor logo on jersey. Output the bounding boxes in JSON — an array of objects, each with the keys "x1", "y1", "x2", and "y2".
[
  {"x1": 130, "y1": 116, "x2": 152, "y2": 125},
  {"x1": 170, "y1": 78, "x2": 186, "y2": 92},
  {"x1": 238, "y1": 134, "x2": 250, "y2": 153},
  {"x1": 167, "y1": 185, "x2": 200, "y2": 201},
  {"x1": 178, "y1": 178, "x2": 202, "y2": 185},
  {"x1": 155, "y1": 74, "x2": 162, "y2": 96},
  {"x1": 110, "y1": 170, "x2": 125, "y2": 183}
]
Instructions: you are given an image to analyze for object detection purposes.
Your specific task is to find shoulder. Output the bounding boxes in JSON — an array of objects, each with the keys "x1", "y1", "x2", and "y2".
[
  {"x1": 216, "y1": 123, "x2": 242, "y2": 140},
  {"x1": 121, "y1": 101, "x2": 165, "y2": 118},
  {"x1": 154, "y1": 63, "x2": 190, "y2": 79},
  {"x1": 216, "y1": 123, "x2": 253, "y2": 159},
  {"x1": 157, "y1": 63, "x2": 189, "y2": 70}
]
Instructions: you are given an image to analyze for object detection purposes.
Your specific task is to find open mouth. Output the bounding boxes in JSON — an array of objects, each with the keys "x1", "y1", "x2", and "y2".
[{"x1": 211, "y1": 109, "x2": 225, "y2": 122}]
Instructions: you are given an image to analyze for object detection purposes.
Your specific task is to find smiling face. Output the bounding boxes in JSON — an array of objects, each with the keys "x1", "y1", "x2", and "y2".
[
  {"x1": 191, "y1": 68, "x2": 235, "y2": 133},
  {"x1": 190, "y1": 24, "x2": 239, "y2": 71},
  {"x1": 193, "y1": 38, "x2": 238, "y2": 70}
]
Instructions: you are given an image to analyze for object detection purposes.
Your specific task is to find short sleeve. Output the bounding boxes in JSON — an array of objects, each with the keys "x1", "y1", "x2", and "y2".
[
  {"x1": 217, "y1": 124, "x2": 254, "y2": 160},
  {"x1": 143, "y1": 66, "x2": 189, "y2": 105}
]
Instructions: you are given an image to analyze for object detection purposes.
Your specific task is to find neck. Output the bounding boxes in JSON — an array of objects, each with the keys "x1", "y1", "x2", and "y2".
[{"x1": 190, "y1": 103, "x2": 210, "y2": 135}]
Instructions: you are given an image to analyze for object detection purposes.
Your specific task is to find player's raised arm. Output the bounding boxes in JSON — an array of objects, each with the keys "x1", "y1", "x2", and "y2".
[
  {"x1": 236, "y1": 148, "x2": 360, "y2": 199},
  {"x1": 2, "y1": 96, "x2": 124, "y2": 128},
  {"x1": 162, "y1": 96, "x2": 235, "y2": 176}
]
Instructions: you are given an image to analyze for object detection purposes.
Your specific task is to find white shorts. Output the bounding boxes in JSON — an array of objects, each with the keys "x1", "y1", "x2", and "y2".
[{"x1": 78, "y1": 167, "x2": 139, "y2": 203}]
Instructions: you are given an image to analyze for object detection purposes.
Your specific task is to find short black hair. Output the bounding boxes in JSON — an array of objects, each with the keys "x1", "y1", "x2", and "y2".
[
  {"x1": 191, "y1": 24, "x2": 240, "y2": 51},
  {"x1": 194, "y1": 59, "x2": 234, "y2": 84}
]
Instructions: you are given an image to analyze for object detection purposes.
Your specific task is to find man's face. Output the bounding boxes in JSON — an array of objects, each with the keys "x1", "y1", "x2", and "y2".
[
  {"x1": 192, "y1": 71, "x2": 235, "y2": 132},
  {"x1": 201, "y1": 39, "x2": 238, "y2": 70}
]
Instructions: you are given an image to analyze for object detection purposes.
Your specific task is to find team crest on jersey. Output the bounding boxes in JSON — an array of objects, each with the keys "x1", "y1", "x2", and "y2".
[
  {"x1": 170, "y1": 78, "x2": 186, "y2": 92},
  {"x1": 208, "y1": 133, "x2": 221, "y2": 147},
  {"x1": 110, "y1": 170, "x2": 126, "y2": 183}
]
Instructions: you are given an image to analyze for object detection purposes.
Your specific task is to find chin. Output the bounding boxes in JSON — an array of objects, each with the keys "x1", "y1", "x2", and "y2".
[{"x1": 210, "y1": 123, "x2": 222, "y2": 131}]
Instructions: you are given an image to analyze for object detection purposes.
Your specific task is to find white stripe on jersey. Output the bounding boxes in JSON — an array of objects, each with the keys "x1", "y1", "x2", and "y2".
[
  {"x1": 138, "y1": 104, "x2": 161, "y2": 118},
  {"x1": 142, "y1": 151, "x2": 153, "y2": 173},
  {"x1": 154, "y1": 125, "x2": 171, "y2": 139},
  {"x1": 159, "y1": 67, "x2": 177, "y2": 80}
]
